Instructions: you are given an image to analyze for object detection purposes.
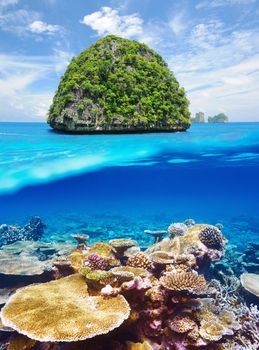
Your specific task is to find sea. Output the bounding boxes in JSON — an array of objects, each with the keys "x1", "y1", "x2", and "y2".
[{"x1": 0, "y1": 122, "x2": 259, "y2": 250}]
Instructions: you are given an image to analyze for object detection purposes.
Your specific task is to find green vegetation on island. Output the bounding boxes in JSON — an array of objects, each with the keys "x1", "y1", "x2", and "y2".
[
  {"x1": 208, "y1": 113, "x2": 229, "y2": 123},
  {"x1": 48, "y1": 35, "x2": 191, "y2": 133}
]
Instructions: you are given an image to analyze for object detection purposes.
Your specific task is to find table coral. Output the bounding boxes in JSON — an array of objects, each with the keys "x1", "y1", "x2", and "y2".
[{"x1": 1, "y1": 274, "x2": 130, "y2": 342}]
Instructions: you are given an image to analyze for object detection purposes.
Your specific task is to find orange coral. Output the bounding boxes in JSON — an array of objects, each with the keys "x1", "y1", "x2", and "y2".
[
  {"x1": 7, "y1": 334, "x2": 36, "y2": 350},
  {"x1": 160, "y1": 271, "x2": 207, "y2": 292},
  {"x1": 169, "y1": 313, "x2": 196, "y2": 333},
  {"x1": 127, "y1": 253, "x2": 154, "y2": 271},
  {"x1": 1, "y1": 274, "x2": 130, "y2": 342}
]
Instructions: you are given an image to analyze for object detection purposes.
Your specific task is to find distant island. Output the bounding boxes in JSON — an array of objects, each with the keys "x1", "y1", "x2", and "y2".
[
  {"x1": 192, "y1": 112, "x2": 229, "y2": 123},
  {"x1": 48, "y1": 35, "x2": 191, "y2": 134}
]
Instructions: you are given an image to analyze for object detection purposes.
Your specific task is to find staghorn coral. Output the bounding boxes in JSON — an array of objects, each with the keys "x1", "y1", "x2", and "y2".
[
  {"x1": 83, "y1": 253, "x2": 109, "y2": 271},
  {"x1": 198, "y1": 225, "x2": 224, "y2": 250},
  {"x1": 127, "y1": 252, "x2": 154, "y2": 271},
  {"x1": 1, "y1": 274, "x2": 130, "y2": 342},
  {"x1": 160, "y1": 271, "x2": 207, "y2": 292},
  {"x1": 168, "y1": 313, "x2": 196, "y2": 333}
]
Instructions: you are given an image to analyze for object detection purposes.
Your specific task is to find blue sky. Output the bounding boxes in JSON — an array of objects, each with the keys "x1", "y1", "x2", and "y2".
[{"x1": 0, "y1": 0, "x2": 259, "y2": 122}]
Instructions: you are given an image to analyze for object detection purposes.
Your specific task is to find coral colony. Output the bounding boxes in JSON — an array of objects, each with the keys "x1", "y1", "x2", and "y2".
[{"x1": 0, "y1": 220, "x2": 259, "y2": 350}]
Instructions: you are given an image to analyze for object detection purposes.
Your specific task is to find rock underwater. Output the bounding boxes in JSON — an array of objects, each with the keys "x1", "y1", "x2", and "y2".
[{"x1": 47, "y1": 35, "x2": 190, "y2": 134}]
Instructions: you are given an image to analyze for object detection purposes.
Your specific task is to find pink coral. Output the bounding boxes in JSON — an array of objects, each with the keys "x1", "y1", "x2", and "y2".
[
  {"x1": 83, "y1": 253, "x2": 109, "y2": 270},
  {"x1": 122, "y1": 277, "x2": 152, "y2": 291}
]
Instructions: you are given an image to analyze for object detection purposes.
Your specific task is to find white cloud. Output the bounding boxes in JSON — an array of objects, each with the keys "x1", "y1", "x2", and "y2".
[
  {"x1": 0, "y1": 0, "x2": 18, "y2": 8},
  {"x1": 168, "y1": 25, "x2": 259, "y2": 121},
  {"x1": 81, "y1": 6, "x2": 143, "y2": 38},
  {"x1": 0, "y1": 51, "x2": 73, "y2": 121},
  {"x1": 196, "y1": 0, "x2": 256, "y2": 9},
  {"x1": 190, "y1": 20, "x2": 224, "y2": 49},
  {"x1": 28, "y1": 20, "x2": 61, "y2": 35},
  {"x1": 169, "y1": 13, "x2": 186, "y2": 35},
  {"x1": 0, "y1": 8, "x2": 40, "y2": 35}
]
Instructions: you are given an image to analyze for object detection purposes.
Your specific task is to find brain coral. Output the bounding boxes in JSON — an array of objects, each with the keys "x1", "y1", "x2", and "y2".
[
  {"x1": 160, "y1": 271, "x2": 207, "y2": 292},
  {"x1": 1, "y1": 274, "x2": 130, "y2": 342},
  {"x1": 198, "y1": 225, "x2": 224, "y2": 250},
  {"x1": 127, "y1": 252, "x2": 154, "y2": 271}
]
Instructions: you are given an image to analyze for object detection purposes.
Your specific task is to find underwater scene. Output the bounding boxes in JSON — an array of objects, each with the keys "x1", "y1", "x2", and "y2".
[{"x1": 0, "y1": 122, "x2": 259, "y2": 349}]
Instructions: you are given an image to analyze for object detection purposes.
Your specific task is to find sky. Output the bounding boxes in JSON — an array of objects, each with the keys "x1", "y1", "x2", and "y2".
[{"x1": 0, "y1": 0, "x2": 259, "y2": 122}]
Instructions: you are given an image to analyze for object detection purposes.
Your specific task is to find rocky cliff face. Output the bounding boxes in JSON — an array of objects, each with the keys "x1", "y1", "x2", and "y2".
[{"x1": 48, "y1": 35, "x2": 191, "y2": 134}]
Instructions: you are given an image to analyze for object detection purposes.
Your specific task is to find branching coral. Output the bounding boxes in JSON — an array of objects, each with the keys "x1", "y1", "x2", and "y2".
[
  {"x1": 160, "y1": 271, "x2": 207, "y2": 292},
  {"x1": 168, "y1": 313, "x2": 196, "y2": 333},
  {"x1": 83, "y1": 253, "x2": 109, "y2": 270},
  {"x1": 127, "y1": 253, "x2": 154, "y2": 271},
  {"x1": 1, "y1": 274, "x2": 130, "y2": 342}
]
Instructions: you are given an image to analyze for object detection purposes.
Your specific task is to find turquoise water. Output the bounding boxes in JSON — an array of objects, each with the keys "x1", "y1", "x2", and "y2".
[{"x1": 0, "y1": 122, "x2": 259, "y2": 249}]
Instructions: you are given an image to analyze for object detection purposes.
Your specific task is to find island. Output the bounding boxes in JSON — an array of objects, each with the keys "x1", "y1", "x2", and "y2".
[
  {"x1": 208, "y1": 113, "x2": 229, "y2": 123},
  {"x1": 47, "y1": 35, "x2": 191, "y2": 134},
  {"x1": 191, "y1": 112, "x2": 205, "y2": 123}
]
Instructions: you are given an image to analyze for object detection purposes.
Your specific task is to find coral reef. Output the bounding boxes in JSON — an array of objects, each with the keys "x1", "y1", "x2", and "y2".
[
  {"x1": 241, "y1": 273, "x2": 259, "y2": 297},
  {"x1": 0, "y1": 217, "x2": 45, "y2": 246},
  {"x1": 198, "y1": 225, "x2": 224, "y2": 250},
  {"x1": 127, "y1": 252, "x2": 154, "y2": 271},
  {"x1": 83, "y1": 253, "x2": 110, "y2": 270},
  {"x1": 0, "y1": 218, "x2": 258, "y2": 350},
  {"x1": 1, "y1": 274, "x2": 130, "y2": 342},
  {"x1": 160, "y1": 271, "x2": 207, "y2": 292},
  {"x1": 144, "y1": 230, "x2": 166, "y2": 243},
  {"x1": 167, "y1": 223, "x2": 187, "y2": 237}
]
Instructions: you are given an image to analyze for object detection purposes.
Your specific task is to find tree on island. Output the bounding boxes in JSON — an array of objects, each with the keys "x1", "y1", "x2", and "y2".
[
  {"x1": 47, "y1": 35, "x2": 190, "y2": 134},
  {"x1": 208, "y1": 113, "x2": 229, "y2": 123}
]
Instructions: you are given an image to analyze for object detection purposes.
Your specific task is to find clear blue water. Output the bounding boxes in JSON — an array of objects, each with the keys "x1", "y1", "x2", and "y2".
[{"x1": 0, "y1": 122, "x2": 259, "y2": 249}]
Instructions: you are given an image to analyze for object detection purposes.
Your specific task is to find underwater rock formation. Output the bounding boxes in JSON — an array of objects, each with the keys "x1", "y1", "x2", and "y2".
[
  {"x1": 47, "y1": 35, "x2": 190, "y2": 134},
  {"x1": 0, "y1": 217, "x2": 46, "y2": 246}
]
